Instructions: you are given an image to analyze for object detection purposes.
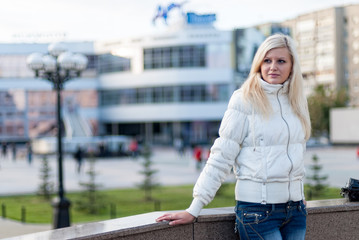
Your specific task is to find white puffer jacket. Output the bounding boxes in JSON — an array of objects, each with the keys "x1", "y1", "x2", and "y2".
[{"x1": 186, "y1": 80, "x2": 307, "y2": 217}]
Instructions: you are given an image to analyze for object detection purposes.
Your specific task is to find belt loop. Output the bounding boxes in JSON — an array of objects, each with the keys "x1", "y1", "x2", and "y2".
[{"x1": 272, "y1": 204, "x2": 275, "y2": 211}]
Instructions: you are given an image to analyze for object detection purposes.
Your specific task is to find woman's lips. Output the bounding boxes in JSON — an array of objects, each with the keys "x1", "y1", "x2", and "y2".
[{"x1": 269, "y1": 74, "x2": 279, "y2": 77}]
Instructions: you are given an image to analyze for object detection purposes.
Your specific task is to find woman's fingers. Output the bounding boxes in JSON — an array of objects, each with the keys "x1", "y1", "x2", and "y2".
[
  {"x1": 156, "y1": 212, "x2": 195, "y2": 226},
  {"x1": 155, "y1": 213, "x2": 172, "y2": 222}
]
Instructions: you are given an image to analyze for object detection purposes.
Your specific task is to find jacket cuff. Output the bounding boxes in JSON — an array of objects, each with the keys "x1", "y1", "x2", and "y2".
[{"x1": 186, "y1": 198, "x2": 205, "y2": 217}]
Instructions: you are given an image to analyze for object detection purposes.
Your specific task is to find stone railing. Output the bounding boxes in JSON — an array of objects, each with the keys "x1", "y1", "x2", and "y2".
[{"x1": 8, "y1": 199, "x2": 359, "y2": 240}]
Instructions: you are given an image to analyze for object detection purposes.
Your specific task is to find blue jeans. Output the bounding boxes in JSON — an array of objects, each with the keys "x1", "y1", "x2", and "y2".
[{"x1": 235, "y1": 200, "x2": 307, "y2": 240}]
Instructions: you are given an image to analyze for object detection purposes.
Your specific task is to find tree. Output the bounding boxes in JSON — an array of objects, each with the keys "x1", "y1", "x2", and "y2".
[
  {"x1": 306, "y1": 154, "x2": 328, "y2": 200},
  {"x1": 307, "y1": 84, "x2": 348, "y2": 138},
  {"x1": 76, "y1": 156, "x2": 105, "y2": 214},
  {"x1": 138, "y1": 144, "x2": 159, "y2": 201},
  {"x1": 37, "y1": 155, "x2": 54, "y2": 200}
]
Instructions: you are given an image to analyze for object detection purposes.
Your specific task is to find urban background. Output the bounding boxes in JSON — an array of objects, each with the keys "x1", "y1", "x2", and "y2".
[
  {"x1": 1, "y1": 1, "x2": 359, "y2": 238},
  {"x1": 1, "y1": 3, "x2": 359, "y2": 152}
]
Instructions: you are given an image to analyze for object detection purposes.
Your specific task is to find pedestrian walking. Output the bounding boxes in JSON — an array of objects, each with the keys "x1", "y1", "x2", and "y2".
[
  {"x1": 27, "y1": 142, "x2": 33, "y2": 165},
  {"x1": 193, "y1": 145, "x2": 202, "y2": 171},
  {"x1": 174, "y1": 137, "x2": 184, "y2": 157},
  {"x1": 156, "y1": 34, "x2": 311, "y2": 240},
  {"x1": 74, "y1": 146, "x2": 84, "y2": 173},
  {"x1": 11, "y1": 143, "x2": 17, "y2": 161},
  {"x1": 129, "y1": 138, "x2": 139, "y2": 159},
  {"x1": 1, "y1": 142, "x2": 8, "y2": 160}
]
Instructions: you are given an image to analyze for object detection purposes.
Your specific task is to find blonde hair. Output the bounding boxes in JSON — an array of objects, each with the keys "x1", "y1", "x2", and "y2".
[{"x1": 241, "y1": 34, "x2": 311, "y2": 140}]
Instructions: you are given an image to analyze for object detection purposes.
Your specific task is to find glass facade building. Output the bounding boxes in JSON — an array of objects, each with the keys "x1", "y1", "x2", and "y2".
[
  {"x1": 2, "y1": 4, "x2": 359, "y2": 147},
  {"x1": 0, "y1": 22, "x2": 266, "y2": 146},
  {"x1": 0, "y1": 42, "x2": 99, "y2": 143},
  {"x1": 95, "y1": 23, "x2": 241, "y2": 146}
]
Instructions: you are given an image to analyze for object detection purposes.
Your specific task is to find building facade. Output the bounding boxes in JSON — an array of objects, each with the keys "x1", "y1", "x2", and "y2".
[
  {"x1": 345, "y1": 4, "x2": 359, "y2": 106},
  {"x1": 0, "y1": 42, "x2": 99, "y2": 143},
  {"x1": 281, "y1": 7, "x2": 346, "y2": 96},
  {"x1": 3, "y1": 3, "x2": 359, "y2": 146},
  {"x1": 0, "y1": 14, "x2": 264, "y2": 146},
  {"x1": 96, "y1": 21, "x2": 235, "y2": 146},
  {"x1": 279, "y1": 4, "x2": 359, "y2": 105},
  {"x1": 94, "y1": 10, "x2": 266, "y2": 146}
]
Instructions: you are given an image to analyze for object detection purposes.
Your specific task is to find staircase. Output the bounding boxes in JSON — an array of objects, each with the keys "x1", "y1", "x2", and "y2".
[{"x1": 63, "y1": 109, "x2": 92, "y2": 138}]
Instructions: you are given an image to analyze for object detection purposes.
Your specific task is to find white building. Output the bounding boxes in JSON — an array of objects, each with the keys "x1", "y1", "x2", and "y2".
[
  {"x1": 0, "y1": 42, "x2": 99, "y2": 143},
  {"x1": 95, "y1": 11, "x2": 264, "y2": 146},
  {"x1": 0, "y1": 9, "x2": 265, "y2": 148}
]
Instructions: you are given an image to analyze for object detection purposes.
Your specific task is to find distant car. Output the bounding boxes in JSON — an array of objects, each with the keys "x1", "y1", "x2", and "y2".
[{"x1": 32, "y1": 135, "x2": 132, "y2": 157}]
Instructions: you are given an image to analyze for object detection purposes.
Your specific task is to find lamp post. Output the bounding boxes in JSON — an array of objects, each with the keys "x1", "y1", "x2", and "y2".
[{"x1": 26, "y1": 42, "x2": 88, "y2": 229}]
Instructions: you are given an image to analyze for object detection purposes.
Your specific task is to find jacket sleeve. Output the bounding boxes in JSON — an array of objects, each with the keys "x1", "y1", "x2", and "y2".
[{"x1": 186, "y1": 91, "x2": 249, "y2": 217}]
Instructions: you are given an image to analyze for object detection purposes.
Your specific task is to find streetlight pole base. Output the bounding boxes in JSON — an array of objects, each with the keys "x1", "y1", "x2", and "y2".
[{"x1": 52, "y1": 196, "x2": 71, "y2": 229}]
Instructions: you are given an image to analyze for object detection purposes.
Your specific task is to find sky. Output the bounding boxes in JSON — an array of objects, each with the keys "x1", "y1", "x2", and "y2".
[{"x1": 1, "y1": 0, "x2": 359, "y2": 43}]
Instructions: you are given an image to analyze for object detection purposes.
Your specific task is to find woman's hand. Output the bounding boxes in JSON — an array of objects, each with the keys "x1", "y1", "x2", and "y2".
[{"x1": 156, "y1": 211, "x2": 195, "y2": 226}]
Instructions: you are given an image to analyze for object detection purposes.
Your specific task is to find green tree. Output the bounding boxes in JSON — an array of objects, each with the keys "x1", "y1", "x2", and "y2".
[
  {"x1": 138, "y1": 144, "x2": 159, "y2": 201},
  {"x1": 307, "y1": 84, "x2": 348, "y2": 138},
  {"x1": 37, "y1": 155, "x2": 54, "y2": 200},
  {"x1": 76, "y1": 156, "x2": 105, "y2": 214},
  {"x1": 306, "y1": 154, "x2": 328, "y2": 200}
]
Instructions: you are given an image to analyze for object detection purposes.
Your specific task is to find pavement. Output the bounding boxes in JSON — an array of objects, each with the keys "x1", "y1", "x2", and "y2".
[
  {"x1": 0, "y1": 145, "x2": 358, "y2": 239},
  {"x1": 0, "y1": 146, "x2": 203, "y2": 239}
]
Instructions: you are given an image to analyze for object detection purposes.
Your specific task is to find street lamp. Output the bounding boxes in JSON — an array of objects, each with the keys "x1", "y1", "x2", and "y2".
[{"x1": 26, "y1": 42, "x2": 88, "y2": 229}]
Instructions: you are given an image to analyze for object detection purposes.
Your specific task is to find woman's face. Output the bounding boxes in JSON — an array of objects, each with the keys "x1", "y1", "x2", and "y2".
[{"x1": 260, "y1": 47, "x2": 292, "y2": 84}]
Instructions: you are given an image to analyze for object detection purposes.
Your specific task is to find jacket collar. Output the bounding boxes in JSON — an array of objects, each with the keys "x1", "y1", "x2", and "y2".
[{"x1": 260, "y1": 79, "x2": 289, "y2": 94}]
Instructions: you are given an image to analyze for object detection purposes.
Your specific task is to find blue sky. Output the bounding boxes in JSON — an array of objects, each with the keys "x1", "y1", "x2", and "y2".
[{"x1": 0, "y1": 0, "x2": 358, "y2": 43}]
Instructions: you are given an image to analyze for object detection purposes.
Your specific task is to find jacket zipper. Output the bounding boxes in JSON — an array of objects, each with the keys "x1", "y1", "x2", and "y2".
[{"x1": 276, "y1": 87, "x2": 293, "y2": 201}]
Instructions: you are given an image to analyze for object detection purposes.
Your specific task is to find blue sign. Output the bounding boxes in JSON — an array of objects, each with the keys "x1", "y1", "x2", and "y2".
[
  {"x1": 186, "y1": 12, "x2": 216, "y2": 25},
  {"x1": 152, "y1": 2, "x2": 216, "y2": 26},
  {"x1": 152, "y1": 2, "x2": 187, "y2": 25}
]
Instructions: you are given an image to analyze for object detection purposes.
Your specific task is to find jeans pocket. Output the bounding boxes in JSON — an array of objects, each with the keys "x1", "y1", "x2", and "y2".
[
  {"x1": 299, "y1": 201, "x2": 308, "y2": 216},
  {"x1": 235, "y1": 202, "x2": 272, "y2": 225},
  {"x1": 236, "y1": 208, "x2": 271, "y2": 240},
  {"x1": 242, "y1": 210, "x2": 270, "y2": 224}
]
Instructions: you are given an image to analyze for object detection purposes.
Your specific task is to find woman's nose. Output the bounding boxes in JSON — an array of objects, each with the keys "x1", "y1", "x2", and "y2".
[{"x1": 270, "y1": 63, "x2": 277, "y2": 70}]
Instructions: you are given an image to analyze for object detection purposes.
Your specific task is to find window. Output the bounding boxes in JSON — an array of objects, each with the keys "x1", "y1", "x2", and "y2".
[
  {"x1": 98, "y1": 54, "x2": 131, "y2": 74},
  {"x1": 100, "y1": 84, "x2": 229, "y2": 106},
  {"x1": 153, "y1": 87, "x2": 164, "y2": 103},
  {"x1": 119, "y1": 89, "x2": 136, "y2": 104},
  {"x1": 163, "y1": 87, "x2": 174, "y2": 102},
  {"x1": 144, "y1": 45, "x2": 206, "y2": 70},
  {"x1": 180, "y1": 86, "x2": 192, "y2": 102},
  {"x1": 137, "y1": 88, "x2": 151, "y2": 103}
]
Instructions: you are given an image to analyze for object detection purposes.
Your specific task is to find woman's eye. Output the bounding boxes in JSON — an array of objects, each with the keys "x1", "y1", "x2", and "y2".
[
  {"x1": 278, "y1": 59, "x2": 286, "y2": 63},
  {"x1": 263, "y1": 59, "x2": 271, "y2": 63}
]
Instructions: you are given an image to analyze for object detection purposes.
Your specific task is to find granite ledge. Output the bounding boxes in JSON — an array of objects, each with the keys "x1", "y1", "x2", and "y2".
[
  {"x1": 8, "y1": 198, "x2": 359, "y2": 240},
  {"x1": 307, "y1": 198, "x2": 359, "y2": 214}
]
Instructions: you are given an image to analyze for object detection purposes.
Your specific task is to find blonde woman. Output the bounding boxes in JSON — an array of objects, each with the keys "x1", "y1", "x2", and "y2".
[{"x1": 156, "y1": 34, "x2": 311, "y2": 240}]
